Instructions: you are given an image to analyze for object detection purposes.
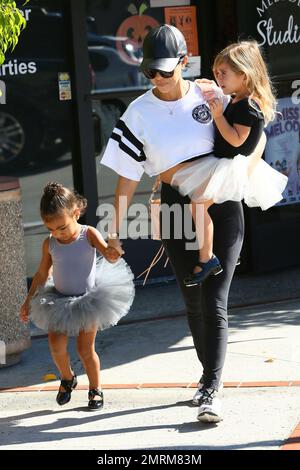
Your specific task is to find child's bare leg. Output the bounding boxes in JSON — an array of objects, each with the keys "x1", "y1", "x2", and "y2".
[
  {"x1": 77, "y1": 327, "x2": 101, "y2": 395},
  {"x1": 191, "y1": 200, "x2": 214, "y2": 274},
  {"x1": 48, "y1": 331, "x2": 74, "y2": 391}
]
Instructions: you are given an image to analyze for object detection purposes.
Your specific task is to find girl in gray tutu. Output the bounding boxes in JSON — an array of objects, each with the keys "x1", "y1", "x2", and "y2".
[{"x1": 20, "y1": 182, "x2": 135, "y2": 410}]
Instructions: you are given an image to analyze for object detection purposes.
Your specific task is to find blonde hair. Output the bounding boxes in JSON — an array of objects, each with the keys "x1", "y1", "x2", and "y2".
[{"x1": 213, "y1": 41, "x2": 277, "y2": 125}]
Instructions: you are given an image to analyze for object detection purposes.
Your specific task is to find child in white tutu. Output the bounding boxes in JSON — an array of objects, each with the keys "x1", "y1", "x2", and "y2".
[
  {"x1": 20, "y1": 182, "x2": 135, "y2": 410},
  {"x1": 161, "y1": 41, "x2": 288, "y2": 287}
]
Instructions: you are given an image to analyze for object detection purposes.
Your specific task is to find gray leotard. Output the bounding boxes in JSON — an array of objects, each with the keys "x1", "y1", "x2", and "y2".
[{"x1": 49, "y1": 225, "x2": 96, "y2": 296}]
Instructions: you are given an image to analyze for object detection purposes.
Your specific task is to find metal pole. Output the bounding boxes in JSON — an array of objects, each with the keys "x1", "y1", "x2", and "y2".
[{"x1": 67, "y1": 0, "x2": 98, "y2": 226}]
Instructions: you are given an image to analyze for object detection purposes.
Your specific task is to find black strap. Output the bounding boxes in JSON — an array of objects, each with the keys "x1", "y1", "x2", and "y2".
[
  {"x1": 60, "y1": 378, "x2": 75, "y2": 393},
  {"x1": 88, "y1": 388, "x2": 103, "y2": 399}
]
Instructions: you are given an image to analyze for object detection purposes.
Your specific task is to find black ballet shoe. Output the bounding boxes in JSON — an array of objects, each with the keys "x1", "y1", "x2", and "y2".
[
  {"x1": 56, "y1": 374, "x2": 78, "y2": 406},
  {"x1": 88, "y1": 388, "x2": 104, "y2": 411}
]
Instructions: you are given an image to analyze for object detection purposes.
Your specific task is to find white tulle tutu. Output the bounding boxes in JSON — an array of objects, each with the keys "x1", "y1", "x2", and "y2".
[
  {"x1": 30, "y1": 257, "x2": 135, "y2": 336},
  {"x1": 171, "y1": 154, "x2": 288, "y2": 210}
]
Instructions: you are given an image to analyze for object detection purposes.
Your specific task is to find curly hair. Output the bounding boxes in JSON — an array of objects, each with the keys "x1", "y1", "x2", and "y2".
[{"x1": 40, "y1": 182, "x2": 87, "y2": 220}]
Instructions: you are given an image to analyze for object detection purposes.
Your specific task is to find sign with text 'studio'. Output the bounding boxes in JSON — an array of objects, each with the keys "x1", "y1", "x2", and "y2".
[{"x1": 236, "y1": 0, "x2": 300, "y2": 79}]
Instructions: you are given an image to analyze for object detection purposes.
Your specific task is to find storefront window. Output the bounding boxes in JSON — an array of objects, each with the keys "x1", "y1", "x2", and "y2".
[
  {"x1": 237, "y1": 0, "x2": 300, "y2": 80},
  {"x1": 88, "y1": 0, "x2": 202, "y2": 209},
  {"x1": 235, "y1": 0, "x2": 300, "y2": 271},
  {"x1": 237, "y1": 0, "x2": 300, "y2": 210},
  {"x1": 0, "y1": 0, "x2": 74, "y2": 277},
  {"x1": 265, "y1": 95, "x2": 300, "y2": 207}
]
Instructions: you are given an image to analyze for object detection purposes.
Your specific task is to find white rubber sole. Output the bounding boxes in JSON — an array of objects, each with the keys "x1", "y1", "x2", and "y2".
[
  {"x1": 185, "y1": 267, "x2": 223, "y2": 288},
  {"x1": 197, "y1": 412, "x2": 223, "y2": 423}
]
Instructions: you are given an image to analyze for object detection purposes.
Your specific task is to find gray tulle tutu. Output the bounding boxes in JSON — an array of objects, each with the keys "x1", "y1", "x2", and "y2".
[{"x1": 30, "y1": 257, "x2": 135, "y2": 336}]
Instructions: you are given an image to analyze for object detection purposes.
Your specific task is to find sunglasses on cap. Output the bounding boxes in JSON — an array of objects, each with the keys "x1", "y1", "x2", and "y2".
[{"x1": 142, "y1": 58, "x2": 183, "y2": 80}]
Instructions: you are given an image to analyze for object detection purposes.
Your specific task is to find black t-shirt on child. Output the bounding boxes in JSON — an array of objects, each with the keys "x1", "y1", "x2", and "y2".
[{"x1": 214, "y1": 98, "x2": 265, "y2": 158}]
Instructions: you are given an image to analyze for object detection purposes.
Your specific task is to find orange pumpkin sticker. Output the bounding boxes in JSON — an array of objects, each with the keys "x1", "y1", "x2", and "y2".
[{"x1": 116, "y1": 2, "x2": 159, "y2": 65}]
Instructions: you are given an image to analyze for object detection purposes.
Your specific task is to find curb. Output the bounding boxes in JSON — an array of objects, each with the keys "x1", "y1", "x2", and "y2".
[
  {"x1": 1, "y1": 381, "x2": 299, "y2": 450},
  {"x1": 1, "y1": 380, "x2": 300, "y2": 393}
]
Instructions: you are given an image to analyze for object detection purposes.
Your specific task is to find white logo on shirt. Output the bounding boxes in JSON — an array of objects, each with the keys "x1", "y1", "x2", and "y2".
[{"x1": 192, "y1": 104, "x2": 212, "y2": 124}]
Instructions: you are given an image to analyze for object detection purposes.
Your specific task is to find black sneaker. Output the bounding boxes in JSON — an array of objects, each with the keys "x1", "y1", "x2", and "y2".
[{"x1": 193, "y1": 381, "x2": 223, "y2": 406}]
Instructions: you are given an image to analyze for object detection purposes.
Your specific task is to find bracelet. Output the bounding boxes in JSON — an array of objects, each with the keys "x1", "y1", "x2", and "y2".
[{"x1": 108, "y1": 232, "x2": 119, "y2": 240}]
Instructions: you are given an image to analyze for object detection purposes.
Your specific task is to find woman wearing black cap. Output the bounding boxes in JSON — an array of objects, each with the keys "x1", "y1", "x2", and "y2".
[{"x1": 101, "y1": 24, "x2": 263, "y2": 423}]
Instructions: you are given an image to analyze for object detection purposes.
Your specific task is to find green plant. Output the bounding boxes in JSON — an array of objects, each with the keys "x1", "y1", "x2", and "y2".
[{"x1": 0, "y1": 1, "x2": 29, "y2": 65}]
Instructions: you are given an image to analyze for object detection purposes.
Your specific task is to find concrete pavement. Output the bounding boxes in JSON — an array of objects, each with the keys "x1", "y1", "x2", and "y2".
[{"x1": 0, "y1": 268, "x2": 300, "y2": 451}]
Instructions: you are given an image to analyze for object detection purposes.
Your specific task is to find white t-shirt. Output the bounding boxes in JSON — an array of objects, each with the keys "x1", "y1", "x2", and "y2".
[{"x1": 100, "y1": 81, "x2": 225, "y2": 182}]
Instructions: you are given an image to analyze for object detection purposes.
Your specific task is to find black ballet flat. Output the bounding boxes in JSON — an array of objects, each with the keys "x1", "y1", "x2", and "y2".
[
  {"x1": 88, "y1": 388, "x2": 104, "y2": 411},
  {"x1": 56, "y1": 375, "x2": 78, "y2": 406}
]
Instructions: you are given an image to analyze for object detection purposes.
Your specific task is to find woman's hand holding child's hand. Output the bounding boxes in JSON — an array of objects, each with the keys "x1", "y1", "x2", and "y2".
[
  {"x1": 104, "y1": 238, "x2": 125, "y2": 263},
  {"x1": 87, "y1": 226, "x2": 124, "y2": 263}
]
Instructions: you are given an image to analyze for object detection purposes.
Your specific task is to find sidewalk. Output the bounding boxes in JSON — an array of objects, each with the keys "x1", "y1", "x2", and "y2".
[{"x1": 0, "y1": 267, "x2": 300, "y2": 450}]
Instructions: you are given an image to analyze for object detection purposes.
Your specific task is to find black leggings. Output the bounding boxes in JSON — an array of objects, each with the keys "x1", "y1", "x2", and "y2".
[{"x1": 160, "y1": 182, "x2": 245, "y2": 390}]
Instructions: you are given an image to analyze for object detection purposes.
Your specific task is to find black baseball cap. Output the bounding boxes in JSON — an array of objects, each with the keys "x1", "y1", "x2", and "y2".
[{"x1": 140, "y1": 24, "x2": 188, "y2": 72}]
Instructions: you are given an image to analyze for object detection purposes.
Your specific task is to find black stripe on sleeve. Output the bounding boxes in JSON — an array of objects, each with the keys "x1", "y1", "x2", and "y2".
[
  {"x1": 111, "y1": 132, "x2": 146, "y2": 163},
  {"x1": 115, "y1": 119, "x2": 144, "y2": 152}
]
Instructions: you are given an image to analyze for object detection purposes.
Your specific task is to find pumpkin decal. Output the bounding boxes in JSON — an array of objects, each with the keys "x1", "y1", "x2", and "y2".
[{"x1": 116, "y1": 3, "x2": 159, "y2": 65}]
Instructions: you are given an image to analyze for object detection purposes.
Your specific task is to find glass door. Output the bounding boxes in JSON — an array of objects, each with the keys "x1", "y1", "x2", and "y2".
[
  {"x1": 87, "y1": 0, "x2": 202, "y2": 280},
  {"x1": 0, "y1": 0, "x2": 74, "y2": 278}
]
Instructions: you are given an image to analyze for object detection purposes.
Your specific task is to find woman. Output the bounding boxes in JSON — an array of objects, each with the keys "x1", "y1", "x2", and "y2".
[{"x1": 101, "y1": 24, "x2": 264, "y2": 423}]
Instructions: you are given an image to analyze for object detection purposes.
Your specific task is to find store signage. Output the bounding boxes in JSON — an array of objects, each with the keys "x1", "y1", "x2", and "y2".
[
  {"x1": 116, "y1": 3, "x2": 159, "y2": 65},
  {"x1": 0, "y1": 7, "x2": 37, "y2": 77},
  {"x1": 255, "y1": 0, "x2": 300, "y2": 46},
  {"x1": 20, "y1": 7, "x2": 32, "y2": 21},
  {"x1": 237, "y1": 0, "x2": 300, "y2": 77},
  {"x1": 257, "y1": 4, "x2": 300, "y2": 46},
  {"x1": 0, "y1": 60, "x2": 37, "y2": 77},
  {"x1": 164, "y1": 6, "x2": 199, "y2": 56},
  {"x1": 58, "y1": 73, "x2": 72, "y2": 101},
  {"x1": 265, "y1": 97, "x2": 300, "y2": 206}
]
